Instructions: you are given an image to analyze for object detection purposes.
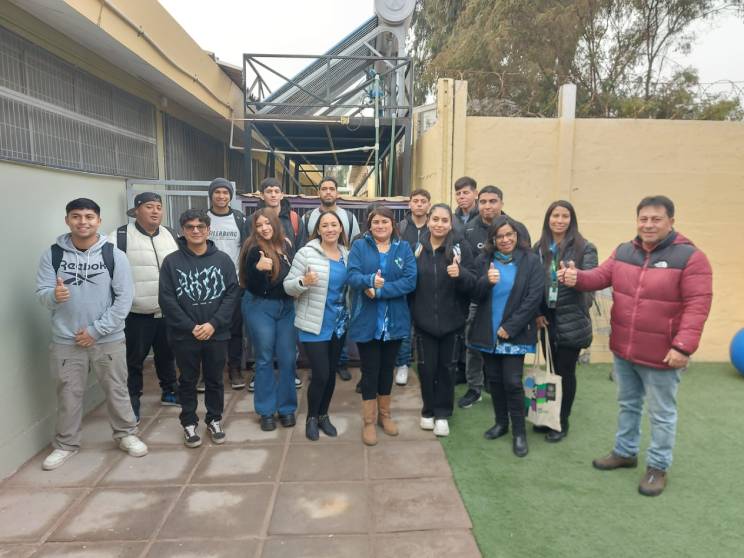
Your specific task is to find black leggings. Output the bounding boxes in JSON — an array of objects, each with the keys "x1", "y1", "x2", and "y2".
[
  {"x1": 416, "y1": 329, "x2": 459, "y2": 419},
  {"x1": 357, "y1": 339, "x2": 402, "y2": 401},
  {"x1": 552, "y1": 345, "x2": 580, "y2": 427},
  {"x1": 482, "y1": 353, "x2": 526, "y2": 435},
  {"x1": 303, "y1": 334, "x2": 345, "y2": 417}
]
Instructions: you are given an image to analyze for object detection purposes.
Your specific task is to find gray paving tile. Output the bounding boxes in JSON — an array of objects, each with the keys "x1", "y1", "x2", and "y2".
[
  {"x1": 282, "y1": 443, "x2": 364, "y2": 482},
  {"x1": 374, "y1": 530, "x2": 481, "y2": 557},
  {"x1": 0, "y1": 544, "x2": 37, "y2": 557},
  {"x1": 269, "y1": 482, "x2": 368, "y2": 535},
  {"x1": 392, "y1": 413, "x2": 440, "y2": 441},
  {"x1": 222, "y1": 416, "x2": 289, "y2": 444},
  {"x1": 368, "y1": 441, "x2": 451, "y2": 480},
  {"x1": 49, "y1": 487, "x2": 180, "y2": 542},
  {"x1": 290, "y1": 413, "x2": 362, "y2": 444},
  {"x1": 0, "y1": 489, "x2": 84, "y2": 542},
  {"x1": 262, "y1": 535, "x2": 370, "y2": 558},
  {"x1": 192, "y1": 446, "x2": 283, "y2": 483},
  {"x1": 146, "y1": 539, "x2": 258, "y2": 558},
  {"x1": 30, "y1": 542, "x2": 146, "y2": 557},
  {"x1": 226, "y1": 388, "x2": 254, "y2": 414},
  {"x1": 391, "y1": 384, "x2": 424, "y2": 411},
  {"x1": 371, "y1": 479, "x2": 471, "y2": 533},
  {"x1": 77, "y1": 416, "x2": 119, "y2": 448},
  {"x1": 159, "y1": 485, "x2": 273, "y2": 539},
  {"x1": 98, "y1": 448, "x2": 200, "y2": 486},
  {"x1": 4, "y1": 449, "x2": 120, "y2": 488},
  {"x1": 139, "y1": 416, "x2": 187, "y2": 446}
]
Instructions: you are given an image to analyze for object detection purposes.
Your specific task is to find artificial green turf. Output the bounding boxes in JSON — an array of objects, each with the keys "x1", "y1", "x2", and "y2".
[{"x1": 440, "y1": 362, "x2": 744, "y2": 558}]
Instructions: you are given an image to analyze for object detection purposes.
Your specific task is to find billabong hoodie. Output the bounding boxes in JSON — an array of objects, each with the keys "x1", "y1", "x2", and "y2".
[
  {"x1": 36, "y1": 234, "x2": 134, "y2": 344},
  {"x1": 158, "y1": 237, "x2": 238, "y2": 341}
]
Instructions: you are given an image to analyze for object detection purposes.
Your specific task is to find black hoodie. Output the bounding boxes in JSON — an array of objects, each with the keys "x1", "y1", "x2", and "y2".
[
  {"x1": 410, "y1": 235, "x2": 476, "y2": 337},
  {"x1": 245, "y1": 198, "x2": 302, "y2": 248},
  {"x1": 159, "y1": 238, "x2": 238, "y2": 341}
]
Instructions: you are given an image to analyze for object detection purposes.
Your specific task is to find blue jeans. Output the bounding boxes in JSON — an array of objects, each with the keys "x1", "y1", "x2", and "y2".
[
  {"x1": 613, "y1": 356, "x2": 681, "y2": 471},
  {"x1": 395, "y1": 328, "x2": 413, "y2": 367},
  {"x1": 242, "y1": 292, "x2": 297, "y2": 417}
]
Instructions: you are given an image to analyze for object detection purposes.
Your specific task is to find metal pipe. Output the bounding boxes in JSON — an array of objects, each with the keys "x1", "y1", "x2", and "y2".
[
  {"x1": 374, "y1": 73, "x2": 380, "y2": 197},
  {"x1": 99, "y1": 0, "x2": 233, "y2": 114},
  {"x1": 388, "y1": 108, "x2": 396, "y2": 197}
]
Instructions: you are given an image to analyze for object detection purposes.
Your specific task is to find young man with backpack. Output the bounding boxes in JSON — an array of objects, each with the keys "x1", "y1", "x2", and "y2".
[
  {"x1": 159, "y1": 209, "x2": 239, "y2": 447},
  {"x1": 36, "y1": 198, "x2": 147, "y2": 471},
  {"x1": 207, "y1": 178, "x2": 248, "y2": 390},
  {"x1": 108, "y1": 192, "x2": 179, "y2": 421},
  {"x1": 247, "y1": 177, "x2": 303, "y2": 247}
]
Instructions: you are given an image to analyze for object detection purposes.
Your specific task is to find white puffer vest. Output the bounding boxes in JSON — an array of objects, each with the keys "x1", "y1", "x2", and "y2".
[
  {"x1": 108, "y1": 224, "x2": 178, "y2": 316},
  {"x1": 284, "y1": 239, "x2": 349, "y2": 335}
]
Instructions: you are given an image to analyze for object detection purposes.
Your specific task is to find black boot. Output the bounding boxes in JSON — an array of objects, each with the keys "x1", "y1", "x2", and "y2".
[
  {"x1": 305, "y1": 416, "x2": 319, "y2": 441},
  {"x1": 318, "y1": 415, "x2": 338, "y2": 437},
  {"x1": 484, "y1": 423, "x2": 509, "y2": 440},
  {"x1": 546, "y1": 417, "x2": 569, "y2": 443},
  {"x1": 513, "y1": 434, "x2": 528, "y2": 457}
]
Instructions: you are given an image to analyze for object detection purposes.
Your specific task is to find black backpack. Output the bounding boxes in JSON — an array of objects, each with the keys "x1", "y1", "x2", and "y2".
[{"x1": 51, "y1": 242, "x2": 116, "y2": 300}]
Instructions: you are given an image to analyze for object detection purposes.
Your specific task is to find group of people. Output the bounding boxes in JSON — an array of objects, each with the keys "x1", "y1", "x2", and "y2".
[{"x1": 36, "y1": 174, "x2": 712, "y2": 497}]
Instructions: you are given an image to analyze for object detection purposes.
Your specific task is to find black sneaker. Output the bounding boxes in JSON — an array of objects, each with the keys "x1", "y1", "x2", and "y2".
[
  {"x1": 457, "y1": 389, "x2": 482, "y2": 409},
  {"x1": 160, "y1": 391, "x2": 179, "y2": 407},
  {"x1": 260, "y1": 415, "x2": 276, "y2": 431},
  {"x1": 318, "y1": 415, "x2": 338, "y2": 437},
  {"x1": 337, "y1": 366, "x2": 352, "y2": 381},
  {"x1": 295, "y1": 375, "x2": 303, "y2": 389},
  {"x1": 278, "y1": 413, "x2": 296, "y2": 427},
  {"x1": 229, "y1": 367, "x2": 246, "y2": 390},
  {"x1": 183, "y1": 424, "x2": 201, "y2": 448},
  {"x1": 248, "y1": 379, "x2": 255, "y2": 393},
  {"x1": 207, "y1": 420, "x2": 226, "y2": 444},
  {"x1": 355, "y1": 380, "x2": 362, "y2": 394},
  {"x1": 197, "y1": 380, "x2": 205, "y2": 393}
]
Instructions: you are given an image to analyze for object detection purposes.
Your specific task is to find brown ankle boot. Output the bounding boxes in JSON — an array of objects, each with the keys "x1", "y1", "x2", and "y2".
[
  {"x1": 362, "y1": 399, "x2": 378, "y2": 446},
  {"x1": 377, "y1": 395, "x2": 399, "y2": 436}
]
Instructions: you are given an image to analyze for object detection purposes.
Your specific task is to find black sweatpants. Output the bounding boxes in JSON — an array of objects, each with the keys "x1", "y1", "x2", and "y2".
[
  {"x1": 357, "y1": 339, "x2": 402, "y2": 401},
  {"x1": 228, "y1": 291, "x2": 243, "y2": 370},
  {"x1": 416, "y1": 328, "x2": 460, "y2": 419},
  {"x1": 173, "y1": 338, "x2": 226, "y2": 427},
  {"x1": 303, "y1": 334, "x2": 345, "y2": 417},
  {"x1": 125, "y1": 313, "x2": 177, "y2": 397},
  {"x1": 482, "y1": 353, "x2": 526, "y2": 435}
]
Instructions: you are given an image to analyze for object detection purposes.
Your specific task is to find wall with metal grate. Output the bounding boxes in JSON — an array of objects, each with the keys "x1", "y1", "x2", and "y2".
[
  {"x1": 163, "y1": 113, "x2": 224, "y2": 181},
  {"x1": 0, "y1": 26, "x2": 158, "y2": 178}
]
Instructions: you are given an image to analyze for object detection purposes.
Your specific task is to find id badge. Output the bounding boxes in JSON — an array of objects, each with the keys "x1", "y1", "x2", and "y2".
[{"x1": 548, "y1": 285, "x2": 558, "y2": 308}]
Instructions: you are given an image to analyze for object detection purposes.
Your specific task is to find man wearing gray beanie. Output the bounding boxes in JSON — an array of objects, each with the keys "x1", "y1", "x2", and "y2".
[{"x1": 207, "y1": 178, "x2": 248, "y2": 390}]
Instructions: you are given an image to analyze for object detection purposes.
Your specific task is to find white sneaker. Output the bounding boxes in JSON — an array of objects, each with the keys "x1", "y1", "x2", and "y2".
[
  {"x1": 42, "y1": 448, "x2": 78, "y2": 471},
  {"x1": 119, "y1": 435, "x2": 148, "y2": 457},
  {"x1": 420, "y1": 417, "x2": 435, "y2": 431},
  {"x1": 395, "y1": 365, "x2": 409, "y2": 386},
  {"x1": 433, "y1": 419, "x2": 450, "y2": 437}
]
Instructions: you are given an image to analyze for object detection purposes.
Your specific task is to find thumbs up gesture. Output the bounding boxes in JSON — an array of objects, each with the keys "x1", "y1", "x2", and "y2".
[
  {"x1": 373, "y1": 269, "x2": 385, "y2": 289},
  {"x1": 558, "y1": 260, "x2": 578, "y2": 287},
  {"x1": 54, "y1": 277, "x2": 71, "y2": 303},
  {"x1": 256, "y1": 250, "x2": 273, "y2": 272},
  {"x1": 303, "y1": 264, "x2": 318, "y2": 286},
  {"x1": 487, "y1": 262, "x2": 500, "y2": 285},
  {"x1": 447, "y1": 253, "x2": 461, "y2": 278}
]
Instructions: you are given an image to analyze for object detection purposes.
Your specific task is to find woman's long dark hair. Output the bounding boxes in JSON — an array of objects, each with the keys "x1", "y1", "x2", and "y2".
[
  {"x1": 483, "y1": 216, "x2": 530, "y2": 256},
  {"x1": 426, "y1": 203, "x2": 456, "y2": 261},
  {"x1": 239, "y1": 208, "x2": 287, "y2": 286},
  {"x1": 537, "y1": 200, "x2": 586, "y2": 270}
]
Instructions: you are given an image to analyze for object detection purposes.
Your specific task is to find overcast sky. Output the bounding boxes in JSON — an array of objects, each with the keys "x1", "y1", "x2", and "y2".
[{"x1": 159, "y1": 0, "x2": 744, "y2": 97}]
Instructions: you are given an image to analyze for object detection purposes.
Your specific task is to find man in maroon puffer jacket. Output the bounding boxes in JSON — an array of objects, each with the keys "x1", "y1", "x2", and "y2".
[{"x1": 560, "y1": 195, "x2": 712, "y2": 497}]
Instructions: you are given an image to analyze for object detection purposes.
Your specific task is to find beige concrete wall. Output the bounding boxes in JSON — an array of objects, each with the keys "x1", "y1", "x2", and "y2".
[
  {"x1": 413, "y1": 80, "x2": 744, "y2": 362},
  {"x1": 0, "y1": 161, "x2": 128, "y2": 479}
]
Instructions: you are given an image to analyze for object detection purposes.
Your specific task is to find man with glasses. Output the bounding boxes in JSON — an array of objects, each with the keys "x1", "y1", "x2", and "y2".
[
  {"x1": 159, "y1": 209, "x2": 238, "y2": 448},
  {"x1": 460, "y1": 185, "x2": 531, "y2": 409}
]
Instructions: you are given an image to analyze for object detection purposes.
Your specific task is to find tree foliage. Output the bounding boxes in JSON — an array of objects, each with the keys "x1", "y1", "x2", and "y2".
[{"x1": 410, "y1": 0, "x2": 743, "y2": 119}]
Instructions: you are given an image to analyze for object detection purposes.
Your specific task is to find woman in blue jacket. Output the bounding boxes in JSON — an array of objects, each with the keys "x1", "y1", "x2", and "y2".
[{"x1": 348, "y1": 206, "x2": 417, "y2": 446}]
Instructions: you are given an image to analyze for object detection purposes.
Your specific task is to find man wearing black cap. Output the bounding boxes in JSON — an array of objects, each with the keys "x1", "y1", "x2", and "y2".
[
  {"x1": 207, "y1": 178, "x2": 248, "y2": 389},
  {"x1": 109, "y1": 192, "x2": 179, "y2": 421}
]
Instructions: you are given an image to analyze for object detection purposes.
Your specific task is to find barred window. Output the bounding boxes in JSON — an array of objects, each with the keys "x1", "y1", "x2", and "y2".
[
  {"x1": 0, "y1": 26, "x2": 157, "y2": 178},
  {"x1": 163, "y1": 113, "x2": 224, "y2": 181}
]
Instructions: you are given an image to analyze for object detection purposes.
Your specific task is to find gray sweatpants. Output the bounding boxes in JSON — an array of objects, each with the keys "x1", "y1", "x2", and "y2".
[
  {"x1": 50, "y1": 340, "x2": 138, "y2": 450},
  {"x1": 465, "y1": 303, "x2": 484, "y2": 391}
]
